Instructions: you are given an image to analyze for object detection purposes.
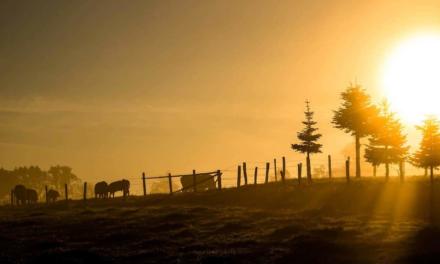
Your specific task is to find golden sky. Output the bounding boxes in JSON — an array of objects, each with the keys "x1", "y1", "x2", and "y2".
[{"x1": 1, "y1": 0, "x2": 440, "y2": 182}]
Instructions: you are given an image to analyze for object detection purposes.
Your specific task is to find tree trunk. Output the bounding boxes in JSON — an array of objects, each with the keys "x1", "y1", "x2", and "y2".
[
  {"x1": 355, "y1": 134, "x2": 361, "y2": 178},
  {"x1": 306, "y1": 153, "x2": 311, "y2": 183},
  {"x1": 385, "y1": 162, "x2": 390, "y2": 181},
  {"x1": 430, "y1": 165, "x2": 434, "y2": 184},
  {"x1": 373, "y1": 165, "x2": 376, "y2": 177}
]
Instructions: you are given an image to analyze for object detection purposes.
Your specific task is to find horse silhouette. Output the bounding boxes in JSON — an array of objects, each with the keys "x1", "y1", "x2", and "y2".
[
  {"x1": 180, "y1": 173, "x2": 216, "y2": 192},
  {"x1": 94, "y1": 181, "x2": 108, "y2": 198},
  {"x1": 12, "y1": 185, "x2": 39, "y2": 205},
  {"x1": 47, "y1": 189, "x2": 60, "y2": 203},
  {"x1": 26, "y1": 189, "x2": 38, "y2": 204},
  {"x1": 13, "y1": 185, "x2": 27, "y2": 205},
  {"x1": 108, "y1": 179, "x2": 130, "y2": 198}
]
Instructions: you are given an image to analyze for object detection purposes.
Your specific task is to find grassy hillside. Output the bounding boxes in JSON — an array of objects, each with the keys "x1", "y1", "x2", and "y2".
[{"x1": 1, "y1": 177, "x2": 440, "y2": 263}]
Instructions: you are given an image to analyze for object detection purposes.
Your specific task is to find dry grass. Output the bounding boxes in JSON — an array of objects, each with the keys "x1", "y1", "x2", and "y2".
[{"x1": 1, "y1": 177, "x2": 440, "y2": 263}]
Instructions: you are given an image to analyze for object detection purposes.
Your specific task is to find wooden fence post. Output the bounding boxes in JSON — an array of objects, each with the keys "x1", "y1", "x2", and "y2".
[
  {"x1": 65, "y1": 184, "x2": 68, "y2": 201},
  {"x1": 193, "y1": 169, "x2": 197, "y2": 192},
  {"x1": 328, "y1": 155, "x2": 332, "y2": 179},
  {"x1": 168, "y1": 173, "x2": 173, "y2": 195},
  {"x1": 254, "y1": 167, "x2": 258, "y2": 185},
  {"x1": 83, "y1": 182, "x2": 87, "y2": 201},
  {"x1": 265, "y1": 162, "x2": 270, "y2": 184},
  {"x1": 243, "y1": 162, "x2": 248, "y2": 185},
  {"x1": 274, "y1": 158, "x2": 278, "y2": 182},
  {"x1": 298, "y1": 163, "x2": 302, "y2": 185},
  {"x1": 282, "y1": 156, "x2": 286, "y2": 183},
  {"x1": 142, "y1": 172, "x2": 147, "y2": 196},
  {"x1": 217, "y1": 170, "x2": 222, "y2": 191},
  {"x1": 237, "y1": 165, "x2": 241, "y2": 188},
  {"x1": 345, "y1": 158, "x2": 350, "y2": 182},
  {"x1": 11, "y1": 189, "x2": 13, "y2": 206},
  {"x1": 45, "y1": 185, "x2": 48, "y2": 203}
]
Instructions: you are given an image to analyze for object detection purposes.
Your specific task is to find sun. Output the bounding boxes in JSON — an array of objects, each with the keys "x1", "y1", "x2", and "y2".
[{"x1": 382, "y1": 34, "x2": 440, "y2": 124}]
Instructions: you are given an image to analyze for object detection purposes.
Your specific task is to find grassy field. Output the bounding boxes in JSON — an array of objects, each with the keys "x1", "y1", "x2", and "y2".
[{"x1": 1, "y1": 177, "x2": 440, "y2": 263}]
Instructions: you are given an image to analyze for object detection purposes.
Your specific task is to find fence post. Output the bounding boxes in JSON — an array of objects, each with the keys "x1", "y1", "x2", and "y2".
[
  {"x1": 282, "y1": 156, "x2": 286, "y2": 183},
  {"x1": 298, "y1": 163, "x2": 302, "y2": 185},
  {"x1": 142, "y1": 172, "x2": 147, "y2": 196},
  {"x1": 217, "y1": 170, "x2": 222, "y2": 191},
  {"x1": 192, "y1": 169, "x2": 197, "y2": 192},
  {"x1": 237, "y1": 165, "x2": 241, "y2": 188},
  {"x1": 254, "y1": 167, "x2": 258, "y2": 185},
  {"x1": 265, "y1": 162, "x2": 270, "y2": 184},
  {"x1": 11, "y1": 189, "x2": 13, "y2": 206},
  {"x1": 345, "y1": 158, "x2": 350, "y2": 182},
  {"x1": 45, "y1": 185, "x2": 48, "y2": 203},
  {"x1": 328, "y1": 155, "x2": 332, "y2": 179},
  {"x1": 243, "y1": 162, "x2": 248, "y2": 185},
  {"x1": 168, "y1": 173, "x2": 173, "y2": 195},
  {"x1": 65, "y1": 184, "x2": 68, "y2": 201},
  {"x1": 274, "y1": 158, "x2": 278, "y2": 182},
  {"x1": 83, "y1": 182, "x2": 87, "y2": 201}
]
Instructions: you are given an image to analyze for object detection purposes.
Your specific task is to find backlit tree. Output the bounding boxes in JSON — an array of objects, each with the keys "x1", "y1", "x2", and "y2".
[
  {"x1": 332, "y1": 83, "x2": 378, "y2": 178},
  {"x1": 412, "y1": 116, "x2": 440, "y2": 183},
  {"x1": 364, "y1": 101, "x2": 408, "y2": 179},
  {"x1": 292, "y1": 101, "x2": 322, "y2": 182}
]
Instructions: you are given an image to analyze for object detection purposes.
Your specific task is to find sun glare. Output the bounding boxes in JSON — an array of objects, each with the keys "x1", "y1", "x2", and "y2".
[{"x1": 382, "y1": 34, "x2": 440, "y2": 124}]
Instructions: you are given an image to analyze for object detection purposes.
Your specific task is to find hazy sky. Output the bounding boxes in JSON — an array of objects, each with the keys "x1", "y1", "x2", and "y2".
[{"x1": 1, "y1": 0, "x2": 440, "y2": 183}]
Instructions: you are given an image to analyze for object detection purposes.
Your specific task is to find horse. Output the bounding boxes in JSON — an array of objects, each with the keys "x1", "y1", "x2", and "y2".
[
  {"x1": 47, "y1": 189, "x2": 60, "y2": 203},
  {"x1": 26, "y1": 188, "x2": 38, "y2": 204},
  {"x1": 13, "y1": 185, "x2": 27, "y2": 205},
  {"x1": 94, "y1": 181, "x2": 108, "y2": 198},
  {"x1": 180, "y1": 173, "x2": 216, "y2": 192},
  {"x1": 108, "y1": 179, "x2": 130, "y2": 198}
]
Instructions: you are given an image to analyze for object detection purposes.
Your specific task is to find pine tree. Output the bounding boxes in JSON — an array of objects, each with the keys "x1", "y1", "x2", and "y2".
[
  {"x1": 292, "y1": 101, "x2": 322, "y2": 182},
  {"x1": 364, "y1": 101, "x2": 408, "y2": 180},
  {"x1": 332, "y1": 83, "x2": 378, "y2": 178},
  {"x1": 412, "y1": 116, "x2": 440, "y2": 183}
]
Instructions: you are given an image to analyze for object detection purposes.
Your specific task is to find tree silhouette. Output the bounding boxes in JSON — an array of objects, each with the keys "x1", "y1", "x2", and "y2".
[
  {"x1": 48, "y1": 165, "x2": 79, "y2": 191},
  {"x1": 412, "y1": 116, "x2": 440, "y2": 183},
  {"x1": 332, "y1": 83, "x2": 378, "y2": 178},
  {"x1": 292, "y1": 100, "x2": 322, "y2": 182},
  {"x1": 364, "y1": 101, "x2": 408, "y2": 179}
]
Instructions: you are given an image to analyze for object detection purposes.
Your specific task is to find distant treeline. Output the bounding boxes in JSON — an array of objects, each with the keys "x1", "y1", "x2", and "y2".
[{"x1": 0, "y1": 165, "x2": 82, "y2": 201}]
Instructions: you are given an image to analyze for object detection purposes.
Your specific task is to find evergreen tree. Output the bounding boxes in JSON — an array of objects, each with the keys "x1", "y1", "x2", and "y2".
[
  {"x1": 332, "y1": 83, "x2": 378, "y2": 178},
  {"x1": 412, "y1": 116, "x2": 440, "y2": 183},
  {"x1": 292, "y1": 101, "x2": 322, "y2": 182},
  {"x1": 364, "y1": 101, "x2": 408, "y2": 179}
]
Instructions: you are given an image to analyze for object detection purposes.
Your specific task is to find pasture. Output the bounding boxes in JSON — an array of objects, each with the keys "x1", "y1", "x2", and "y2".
[{"x1": 1, "y1": 178, "x2": 440, "y2": 263}]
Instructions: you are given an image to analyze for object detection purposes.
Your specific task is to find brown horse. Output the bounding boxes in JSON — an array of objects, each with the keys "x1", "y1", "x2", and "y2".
[
  {"x1": 108, "y1": 179, "x2": 130, "y2": 198},
  {"x1": 47, "y1": 189, "x2": 60, "y2": 203},
  {"x1": 26, "y1": 189, "x2": 38, "y2": 204},
  {"x1": 13, "y1": 185, "x2": 27, "y2": 205},
  {"x1": 94, "y1": 181, "x2": 108, "y2": 198}
]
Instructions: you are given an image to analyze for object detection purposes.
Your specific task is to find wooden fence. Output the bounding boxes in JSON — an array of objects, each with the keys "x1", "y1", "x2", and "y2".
[{"x1": 12, "y1": 154, "x2": 400, "y2": 206}]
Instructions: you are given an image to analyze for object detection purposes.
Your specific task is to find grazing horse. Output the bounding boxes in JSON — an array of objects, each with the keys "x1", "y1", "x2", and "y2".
[
  {"x1": 180, "y1": 173, "x2": 216, "y2": 192},
  {"x1": 94, "y1": 181, "x2": 108, "y2": 198},
  {"x1": 108, "y1": 179, "x2": 130, "y2": 198},
  {"x1": 13, "y1": 185, "x2": 27, "y2": 205},
  {"x1": 47, "y1": 189, "x2": 60, "y2": 203},
  {"x1": 26, "y1": 189, "x2": 38, "y2": 204}
]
